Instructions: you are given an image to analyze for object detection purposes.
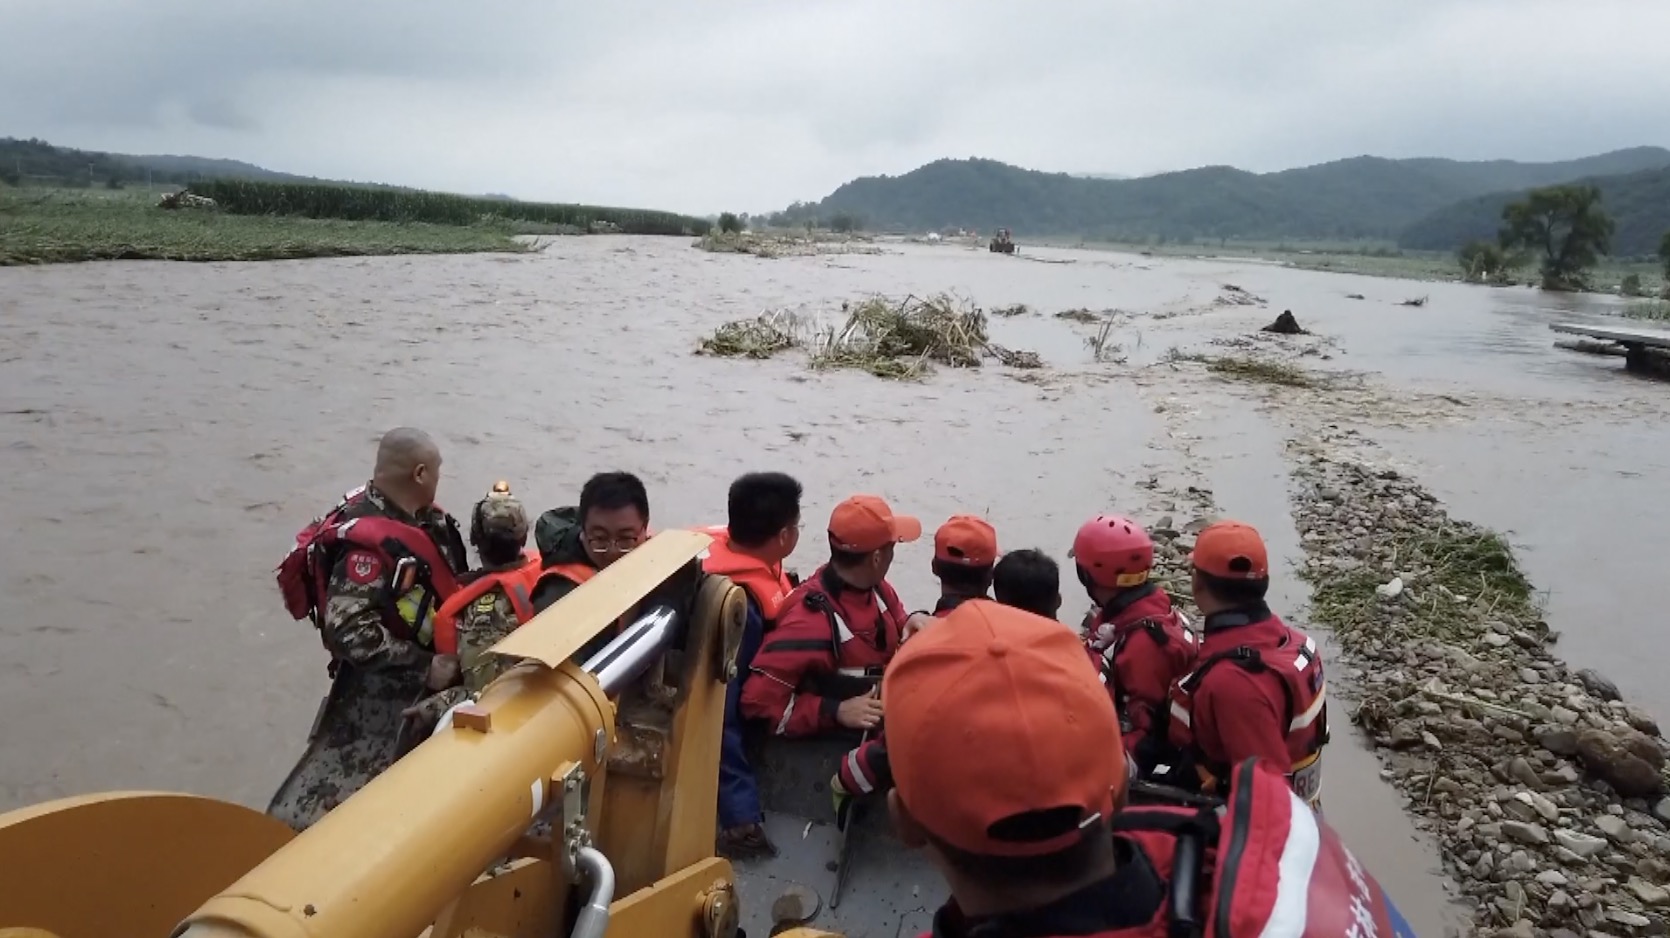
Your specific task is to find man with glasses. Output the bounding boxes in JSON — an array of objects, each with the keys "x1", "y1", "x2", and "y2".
[{"x1": 531, "y1": 471, "x2": 652, "y2": 660}]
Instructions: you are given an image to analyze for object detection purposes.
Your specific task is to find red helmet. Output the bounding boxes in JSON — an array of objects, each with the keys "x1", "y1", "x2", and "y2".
[{"x1": 1071, "y1": 515, "x2": 1154, "y2": 589}]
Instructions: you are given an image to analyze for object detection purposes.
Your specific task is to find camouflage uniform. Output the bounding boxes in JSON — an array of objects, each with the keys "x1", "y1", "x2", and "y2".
[
  {"x1": 268, "y1": 484, "x2": 467, "y2": 832},
  {"x1": 400, "y1": 491, "x2": 534, "y2": 741},
  {"x1": 457, "y1": 492, "x2": 534, "y2": 693}
]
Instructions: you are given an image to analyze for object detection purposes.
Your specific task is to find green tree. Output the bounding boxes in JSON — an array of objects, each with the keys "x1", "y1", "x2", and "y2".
[
  {"x1": 1660, "y1": 230, "x2": 1670, "y2": 280},
  {"x1": 1498, "y1": 185, "x2": 1614, "y2": 291},
  {"x1": 829, "y1": 212, "x2": 860, "y2": 233},
  {"x1": 1457, "y1": 241, "x2": 1504, "y2": 282},
  {"x1": 718, "y1": 212, "x2": 742, "y2": 234},
  {"x1": 1622, "y1": 274, "x2": 1643, "y2": 297}
]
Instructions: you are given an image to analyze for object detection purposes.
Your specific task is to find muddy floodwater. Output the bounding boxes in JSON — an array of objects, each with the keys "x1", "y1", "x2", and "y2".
[{"x1": 3, "y1": 238, "x2": 1667, "y2": 934}]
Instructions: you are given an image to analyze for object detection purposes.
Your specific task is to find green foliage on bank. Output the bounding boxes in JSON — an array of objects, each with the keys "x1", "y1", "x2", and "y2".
[{"x1": 189, "y1": 179, "x2": 708, "y2": 237}]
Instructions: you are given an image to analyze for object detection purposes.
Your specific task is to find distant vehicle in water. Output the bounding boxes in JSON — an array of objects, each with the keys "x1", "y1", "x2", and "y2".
[{"x1": 989, "y1": 228, "x2": 1017, "y2": 254}]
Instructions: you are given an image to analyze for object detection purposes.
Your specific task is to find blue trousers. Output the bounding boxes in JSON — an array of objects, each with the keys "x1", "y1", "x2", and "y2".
[{"x1": 718, "y1": 601, "x2": 766, "y2": 829}]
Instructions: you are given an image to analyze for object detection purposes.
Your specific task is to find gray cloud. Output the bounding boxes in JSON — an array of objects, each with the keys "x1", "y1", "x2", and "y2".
[{"x1": 3, "y1": 0, "x2": 1666, "y2": 214}]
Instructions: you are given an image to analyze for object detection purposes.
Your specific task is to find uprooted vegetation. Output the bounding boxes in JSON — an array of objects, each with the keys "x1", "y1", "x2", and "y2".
[
  {"x1": 695, "y1": 294, "x2": 1042, "y2": 380},
  {"x1": 696, "y1": 312, "x2": 801, "y2": 359},
  {"x1": 1055, "y1": 307, "x2": 1104, "y2": 323},
  {"x1": 693, "y1": 231, "x2": 884, "y2": 259},
  {"x1": 1165, "y1": 350, "x2": 1321, "y2": 388}
]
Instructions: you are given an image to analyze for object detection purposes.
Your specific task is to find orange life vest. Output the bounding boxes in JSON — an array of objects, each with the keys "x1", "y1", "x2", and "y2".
[
  {"x1": 431, "y1": 548, "x2": 543, "y2": 655},
  {"x1": 697, "y1": 525, "x2": 794, "y2": 622}
]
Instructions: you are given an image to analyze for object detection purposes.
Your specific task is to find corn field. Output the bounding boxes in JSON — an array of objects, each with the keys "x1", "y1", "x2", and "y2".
[{"x1": 188, "y1": 180, "x2": 710, "y2": 236}]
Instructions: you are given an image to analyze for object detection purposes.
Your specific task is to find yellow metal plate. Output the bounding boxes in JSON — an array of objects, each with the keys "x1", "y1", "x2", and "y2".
[
  {"x1": 489, "y1": 529, "x2": 712, "y2": 668},
  {"x1": 0, "y1": 792, "x2": 295, "y2": 937}
]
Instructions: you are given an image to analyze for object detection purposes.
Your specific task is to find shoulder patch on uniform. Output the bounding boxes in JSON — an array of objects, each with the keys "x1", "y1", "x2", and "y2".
[
  {"x1": 474, "y1": 594, "x2": 499, "y2": 612},
  {"x1": 345, "y1": 549, "x2": 382, "y2": 585}
]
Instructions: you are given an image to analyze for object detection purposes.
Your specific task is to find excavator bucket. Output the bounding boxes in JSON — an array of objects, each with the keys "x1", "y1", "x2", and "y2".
[{"x1": 733, "y1": 732, "x2": 942, "y2": 938}]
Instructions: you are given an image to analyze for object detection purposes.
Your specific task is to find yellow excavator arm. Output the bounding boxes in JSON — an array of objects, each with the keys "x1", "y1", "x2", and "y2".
[{"x1": 0, "y1": 530, "x2": 844, "y2": 938}]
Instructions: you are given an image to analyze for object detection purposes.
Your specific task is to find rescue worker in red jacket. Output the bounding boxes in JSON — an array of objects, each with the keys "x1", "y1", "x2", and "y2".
[
  {"x1": 891, "y1": 605, "x2": 1409, "y2": 938},
  {"x1": 703, "y1": 472, "x2": 803, "y2": 859},
  {"x1": 1167, "y1": 521, "x2": 1328, "y2": 810},
  {"x1": 529, "y1": 471, "x2": 651, "y2": 661},
  {"x1": 269, "y1": 427, "x2": 469, "y2": 831},
  {"x1": 927, "y1": 515, "x2": 998, "y2": 616},
  {"x1": 835, "y1": 514, "x2": 1000, "y2": 800},
  {"x1": 1072, "y1": 515, "x2": 1197, "y2": 772},
  {"x1": 885, "y1": 601, "x2": 1170, "y2": 938},
  {"x1": 740, "y1": 494, "x2": 924, "y2": 738},
  {"x1": 992, "y1": 548, "x2": 1062, "y2": 620}
]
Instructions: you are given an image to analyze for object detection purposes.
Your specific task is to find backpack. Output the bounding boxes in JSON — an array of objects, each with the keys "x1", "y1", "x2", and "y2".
[
  {"x1": 535, "y1": 506, "x2": 582, "y2": 565},
  {"x1": 1116, "y1": 759, "x2": 1416, "y2": 938},
  {"x1": 275, "y1": 488, "x2": 362, "y2": 625}
]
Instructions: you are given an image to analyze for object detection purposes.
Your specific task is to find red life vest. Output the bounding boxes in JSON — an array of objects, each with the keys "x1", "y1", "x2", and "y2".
[
  {"x1": 276, "y1": 486, "x2": 464, "y2": 643},
  {"x1": 797, "y1": 565, "x2": 908, "y2": 681},
  {"x1": 1089, "y1": 591, "x2": 1198, "y2": 731},
  {"x1": 697, "y1": 525, "x2": 794, "y2": 622},
  {"x1": 1167, "y1": 611, "x2": 1329, "y2": 809},
  {"x1": 431, "y1": 548, "x2": 543, "y2": 655},
  {"x1": 920, "y1": 760, "x2": 1413, "y2": 938}
]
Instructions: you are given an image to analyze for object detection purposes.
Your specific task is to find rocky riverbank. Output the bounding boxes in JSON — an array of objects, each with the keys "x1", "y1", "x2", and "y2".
[{"x1": 1290, "y1": 434, "x2": 1670, "y2": 938}]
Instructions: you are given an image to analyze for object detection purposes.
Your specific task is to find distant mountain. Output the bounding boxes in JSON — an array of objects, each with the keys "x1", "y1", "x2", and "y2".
[
  {"x1": 774, "y1": 147, "x2": 1670, "y2": 243},
  {"x1": 1398, "y1": 166, "x2": 1670, "y2": 257},
  {"x1": 0, "y1": 137, "x2": 318, "y2": 187},
  {"x1": 0, "y1": 137, "x2": 509, "y2": 198},
  {"x1": 115, "y1": 151, "x2": 317, "y2": 183}
]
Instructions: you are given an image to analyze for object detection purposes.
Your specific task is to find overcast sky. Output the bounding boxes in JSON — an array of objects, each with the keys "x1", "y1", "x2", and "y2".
[{"x1": 4, "y1": 0, "x2": 1668, "y2": 216}]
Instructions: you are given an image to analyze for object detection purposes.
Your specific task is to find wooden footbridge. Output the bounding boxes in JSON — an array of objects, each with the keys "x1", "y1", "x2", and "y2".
[{"x1": 1550, "y1": 322, "x2": 1670, "y2": 378}]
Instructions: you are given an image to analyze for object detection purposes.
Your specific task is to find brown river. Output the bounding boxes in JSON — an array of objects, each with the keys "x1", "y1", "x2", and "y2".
[{"x1": 3, "y1": 237, "x2": 1667, "y2": 934}]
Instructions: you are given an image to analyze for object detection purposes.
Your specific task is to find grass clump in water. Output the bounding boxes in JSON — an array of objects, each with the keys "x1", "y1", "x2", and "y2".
[
  {"x1": 1166, "y1": 349, "x2": 1319, "y2": 388},
  {"x1": 810, "y1": 294, "x2": 991, "y2": 379},
  {"x1": 696, "y1": 293, "x2": 1043, "y2": 380},
  {"x1": 1621, "y1": 300, "x2": 1670, "y2": 322},
  {"x1": 992, "y1": 303, "x2": 1030, "y2": 318},
  {"x1": 1207, "y1": 356, "x2": 1316, "y2": 387},
  {"x1": 1056, "y1": 307, "x2": 1102, "y2": 323},
  {"x1": 1305, "y1": 522, "x2": 1539, "y2": 645},
  {"x1": 697, "y1": 312, "x2": 802, "y2": 359}
]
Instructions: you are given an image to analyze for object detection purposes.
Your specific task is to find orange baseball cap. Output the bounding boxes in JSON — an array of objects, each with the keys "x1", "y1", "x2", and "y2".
[
  {"x1": 933, "y1": 514, "x2": 998, "y2": 567},
  {"x1": 884, "y1": 601, "x2": 1125, "y2": 858},
  {"x1": 1190, "y1": 520, "x2": 1269, "y2": 580},
  {"x1": 828, "y1": 495, "x2": 922, "y2": 553}
]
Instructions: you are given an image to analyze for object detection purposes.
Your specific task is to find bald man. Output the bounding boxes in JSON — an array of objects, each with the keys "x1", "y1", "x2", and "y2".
[{"x1": 269, "y1": 427, "x2": 470, "y2": 831}]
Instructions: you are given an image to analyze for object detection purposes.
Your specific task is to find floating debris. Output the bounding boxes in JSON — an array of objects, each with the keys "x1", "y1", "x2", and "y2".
[
  {"x1": 1261, "y1": 310, "x2": 1310, "y2": 335},
  {"x1": 1085, "y1": 321, "x2": 1126, "y2": 364},
  {"x1": 1055, "y1": 308, "x2": 1102, "y2": 323},
  {"x1": 810, "y1": 294, "x2": 990, "y2": 378},
  {"x1": 1167, "y1": 350, "x2": 1319, "y2": 388},
  {"x1": 696, "y1": 312, "x2": 801, "y2": 359},
  {"x1": 1399, "y1": 295, "x2": 1429, "y2": 307},
  {"x1": 992, "y1": 303, "x2": 1031, "y2": 318},
  {"x1": 697, "y1": 294, "x2": 1044, "y2": 380},
  {"x1": 987, "y1": 344, "x2": 1043, "y2": 369},
  {"x1": 1214, "y1": 284, "x2": 1268, "y2": 307},
  {"x1": 693, "y1": 232, "x2": 883, "y2": 259}
]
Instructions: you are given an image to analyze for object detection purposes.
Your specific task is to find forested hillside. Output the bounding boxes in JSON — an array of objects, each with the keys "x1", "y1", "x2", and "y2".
[
  {"x1": 773, "y1": 147, "x2": 1670, "y2": 243},
  {"x1": 1397, "y1": 166, "x2": 1670, "y2": 257},
  {"x1": 0, "y1": 137, "x2": 314, "y2": 187}
]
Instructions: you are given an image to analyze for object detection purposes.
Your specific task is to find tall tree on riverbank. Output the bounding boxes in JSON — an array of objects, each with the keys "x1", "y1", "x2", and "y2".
[
  {"x1": 1498, "y1": 185, "x2": 1614, "y2": 291},
  {"x1": 1660, "y1": 230, "x2": 1670, "y2": 280}
]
